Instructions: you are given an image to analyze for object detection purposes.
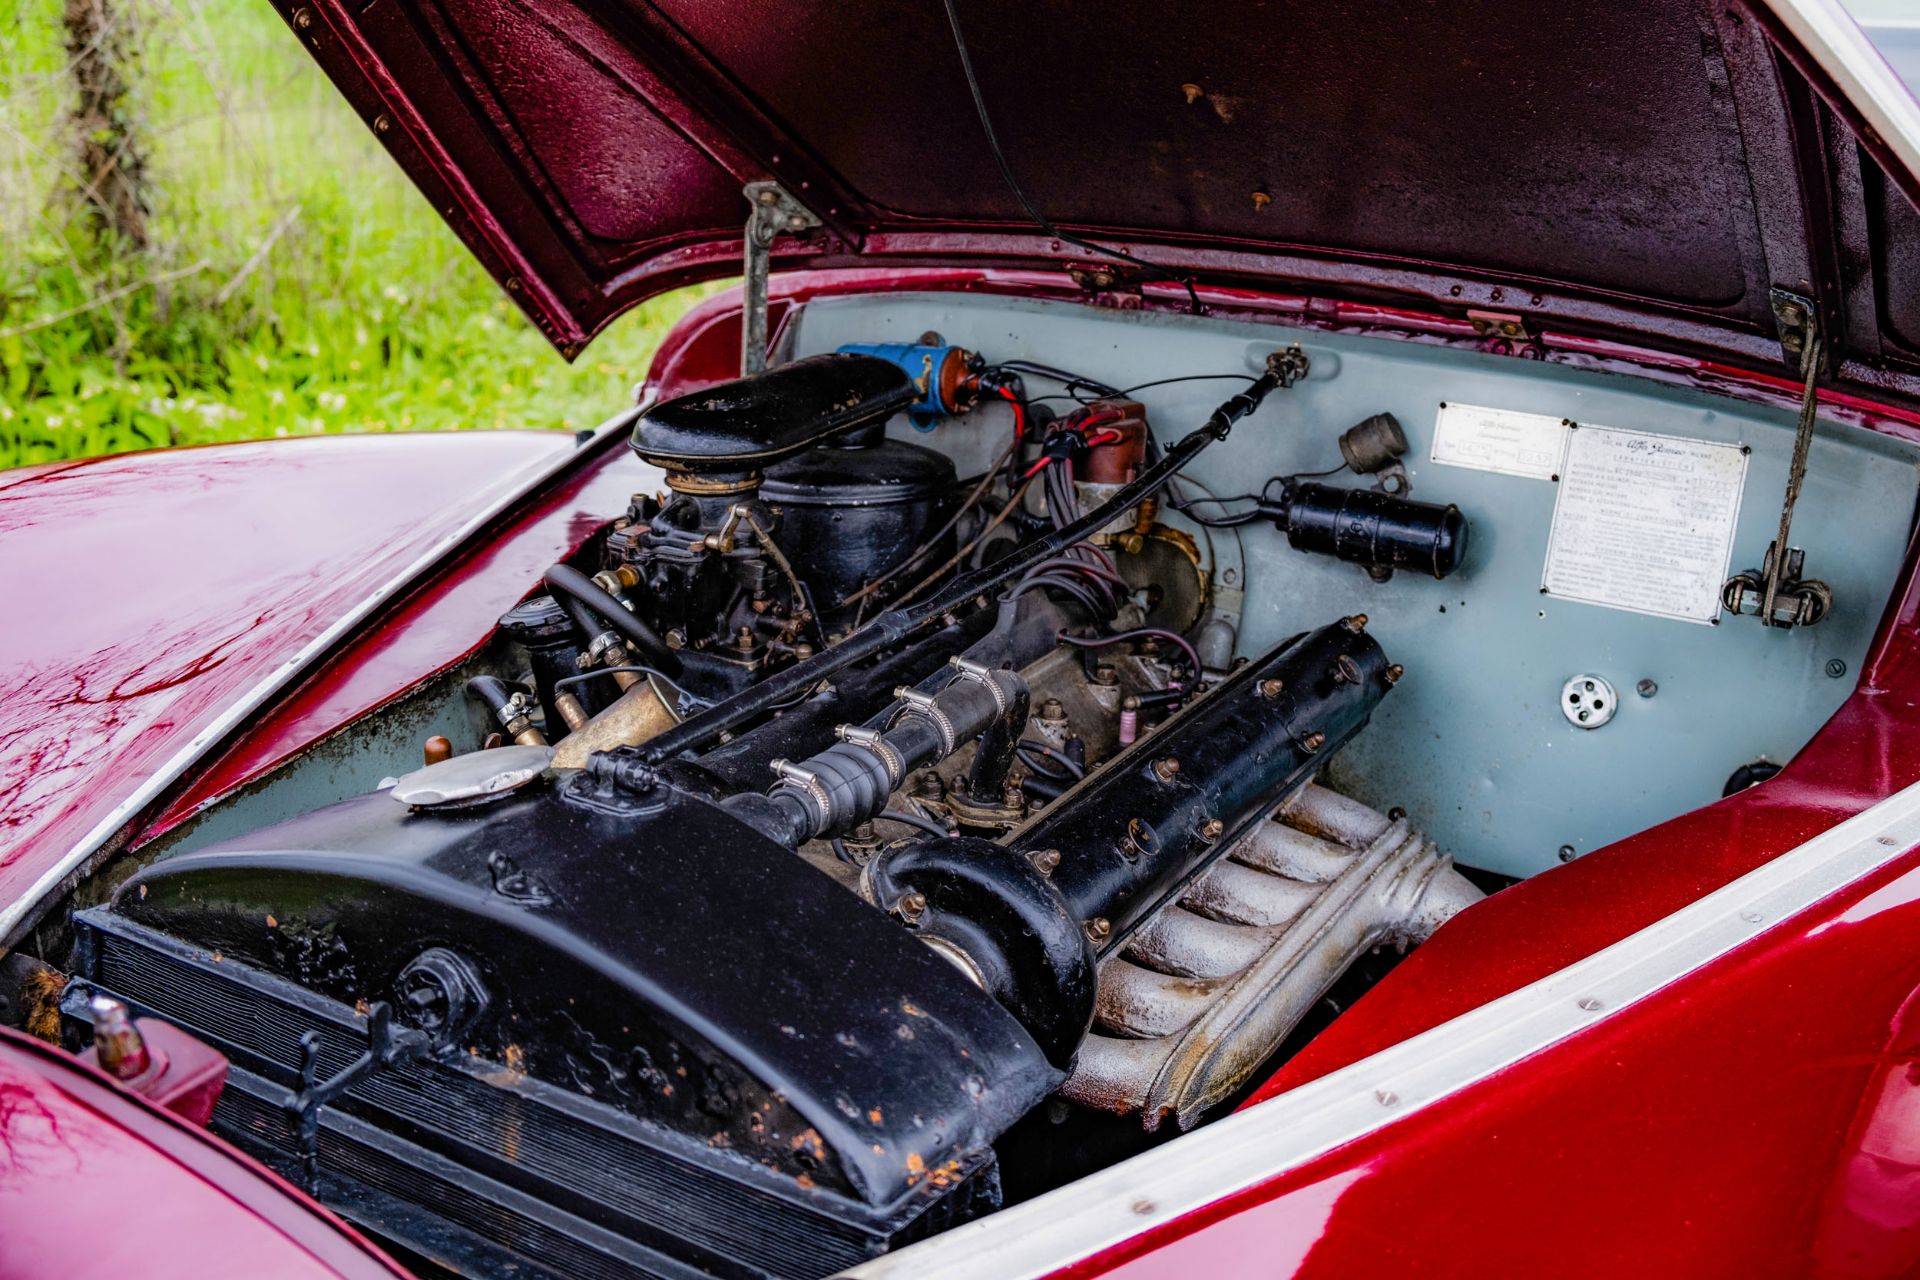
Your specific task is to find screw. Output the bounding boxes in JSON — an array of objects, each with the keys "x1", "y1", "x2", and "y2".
[
  {"x1": 1031, "y1": 848, "x2": 1061, "y2": 875},
  {"x1": 1825, "y1": 658, "x2": 1848, "y2": 679},
  {"x1": 1636, "y1": 678, "x2": 1658, "y2": 698},
  {"x1": 1577, "y1": 996, "x2": 1604, "y2": 1012},
  {"x1": 1384, "y1": 663, "x2": 1405, "y2": 686},
  {"x1": 1558, "y1": 844, "x2": 1576, "y2": 863},
  {"x1": 1301, "y1": 731, "x2": 1326, "y2": 753},
  {"x1": 1198, "y1": 817, "x2": 1224, "y2": 842},
  {"x1": 1085, "y1": 916, "x2": 1112, "y2": 943},
  {"x1": 292, "y1": 6, "x2": 312, "y2": 27},
  {"x1": 1259, "y1": 677, "x2": 1285, "y2": 699},
  {"x1": 1152, "y1": 757, "x2": 1180, "y2": 783},
  {"x1": 1343, "y1": 614, "x2": 1369, "y2": 633},
  {"x1": 1333, "y1": 655, "x2": 1362, "y2": 685},
  {"x1": 373, "y1": 113, "x2": 392, "y2": 134},
  {"x1": 896, "y1": 891, "x2": 927, "y2": 923},
  {"x1": 1251, "y1": 190, "x2": 1272, "y2": 211}
]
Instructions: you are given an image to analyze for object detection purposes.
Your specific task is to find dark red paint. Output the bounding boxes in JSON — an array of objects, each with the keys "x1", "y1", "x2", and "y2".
[
  {"x1": 77, "y1": 1017, "x2": 229, "y2": 1128},
  {"x1": 275, "y1": 0, "x2": 1920, "y2": 420},
  {"x1": 0, "y1": 1025, "x2": 409, "y2": 1279},
  {"x1": 0, "y1": 433, "x2": 569, "y2": 930}
]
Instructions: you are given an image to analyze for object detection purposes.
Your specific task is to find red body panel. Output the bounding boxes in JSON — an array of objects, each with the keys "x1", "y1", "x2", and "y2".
[
  {"x1": 0, "y1": 1026, "x2": 409, "y2": 1280},
  {"x1": 0, "y1": 434, "x2": 567, "y2": 926}
]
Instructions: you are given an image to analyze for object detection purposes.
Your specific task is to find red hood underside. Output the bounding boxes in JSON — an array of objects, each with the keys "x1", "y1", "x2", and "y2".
[{"x1": 284, "y1": 0, "x2": 1920, "y2": 394}]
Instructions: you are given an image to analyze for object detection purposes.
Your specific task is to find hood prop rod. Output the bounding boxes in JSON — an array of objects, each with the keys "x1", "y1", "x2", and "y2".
[
  {"x1": 740, "y1": 181, "x2": 821, "y2": 376},
  {"x1": 626, "y1": 348, "x2": 1307, "y2": 765}
]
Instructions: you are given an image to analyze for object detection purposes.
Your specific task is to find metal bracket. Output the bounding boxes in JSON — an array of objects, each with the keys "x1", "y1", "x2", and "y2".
[
  {"x1": 1721, "y1": 288, "x2": 1833, "y2": 629},
  {"x1": 741, "y1": 181, "x2": 821, "y2": 376},
  {"x1": 1770, "y1": 287, "x2": 1824, "y2": 374}
]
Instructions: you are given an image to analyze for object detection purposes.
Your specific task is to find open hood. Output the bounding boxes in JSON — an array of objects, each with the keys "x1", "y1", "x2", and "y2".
[{"x1": 286, "y1": 0, "x2": 1920, "y2": 392}]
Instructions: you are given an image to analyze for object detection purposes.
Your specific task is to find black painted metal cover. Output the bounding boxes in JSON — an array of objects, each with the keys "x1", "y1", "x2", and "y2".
[{"x1": 74, "y1": 780, "x2": 1059, "y2": 1279}]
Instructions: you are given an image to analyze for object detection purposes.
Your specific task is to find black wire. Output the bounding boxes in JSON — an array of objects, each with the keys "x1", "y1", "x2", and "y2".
[
  {"x1": 1017, "y1": 739, "x2": 1086, "y2": 779},
  {"x1": 876, "y1": 809, "x2": 955, "y2": 839},
  {"x1": 938, "y1": 0, "x2": 1202, "y2": 316}
]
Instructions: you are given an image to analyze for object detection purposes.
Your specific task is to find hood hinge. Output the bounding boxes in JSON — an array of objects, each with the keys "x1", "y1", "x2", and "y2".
[{"x1": 741, "y1": 181, "x2": 822, "y2": 376}]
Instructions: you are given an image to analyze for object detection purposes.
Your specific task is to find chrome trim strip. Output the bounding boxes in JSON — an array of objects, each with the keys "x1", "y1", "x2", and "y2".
[
  {"x1": 1771, "y1": 0, "x2": 1920, "y2": 185},
  {"x1": 0, "y1": 411, "x2": 641, "y2": 947},
  {"x1": 844, "y1": 777, "x2": 1920, "y2": 1279}
]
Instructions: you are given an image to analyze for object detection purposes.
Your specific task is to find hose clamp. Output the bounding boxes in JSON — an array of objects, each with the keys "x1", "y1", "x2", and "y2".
[
  {"x1": 769, "y1": 758, "x2": 834, "y2": 827},
  {"x1": 836, "y1": 724, "x2": 905, "y2": 788},
  {"x1": 894, "y1": 686, "x2": 958, "y2": 756},
  {"x1": 946, "y1": 656, "x2": 1010, "y2": 716}
]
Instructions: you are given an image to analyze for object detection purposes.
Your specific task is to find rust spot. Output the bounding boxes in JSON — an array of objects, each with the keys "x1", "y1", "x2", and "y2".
[
  {"x1": 662, "y1": 1084, "x2": 674, "y2": 1097},
  {"x1": 895, "y1": 1024, "x2": 915, "y2": 1041},
  {"x1": 868, "y1": 1108, "x2": 884, "y2": 1124},
  {"x1": 791, "y1": 1128, "x2": 826, "y2": 1161},
  {"x1": 354, "y1": 998, "x2": 371, "y2": 1017},
  {"x1": 872, "y1": 1143, "x2": 885, "y2": 1155},
  {"x1": 266, "y1": 914, "x2": 278, "y2": 928},
  {"x1": 707, "y1": 1132, "x2": 732, "y2": 1149},
  {"x1": 927, "y1": 1159, "x2": 965, "y2": 1190},
  {"x1": 905, "y1": 1151, "x2": 927, "y2": 1185},
  {"x1": 209, "y1": 951, "x2": 223, "y2": 963},
  {"x1": 796, "y1": 1173, "x2": 815, "y2": 1190},
  {"x1": 901, "y1": 1000, "x2": 925, "y2": 1017},
  {"x1": 503, "y1": 1044, "x2": 526, "y2": 1075},
  {"x1": 137, "y1": 884, "x2": 147, "y2": 899}
]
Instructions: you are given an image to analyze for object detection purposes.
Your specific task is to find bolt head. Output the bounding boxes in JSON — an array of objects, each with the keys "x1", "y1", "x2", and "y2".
[
  {"x1": 1636, "y1": 678, "x2": 1658, "y2": 698},
  {"x1": 1153, "y1": 756, "x2": 1180, "y2": 782},
  {"x1": 1199, "y1": 817, "x2": 1224, "y2": 842},
  {"x1": 1259, "y1": 677, "x2": 1285, "y2": 699},
  {"x1": 1384, "y1": 663, "x2": 1405, "y2": 686},
  {"x1": 1085, "y1": 916, "x2": 1112, "y2": 943},
  {"x1": 1031, "y1": 848, "x2": 1061, "y2": 875},
  {"x1": 897, "y1": 891, "x2": 928, "y2": 922},
  {"x1": 1302, "y1": 731, "x2": 1326, "y2": 753}
]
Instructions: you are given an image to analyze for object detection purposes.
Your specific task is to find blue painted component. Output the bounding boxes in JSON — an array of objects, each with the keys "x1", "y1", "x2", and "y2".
[{"x1": 837, "y1": 342, "x2": 965, "y2": 429}]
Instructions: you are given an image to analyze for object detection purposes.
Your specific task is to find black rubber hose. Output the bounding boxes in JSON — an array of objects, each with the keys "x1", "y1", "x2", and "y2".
[
  {"x1": 542, "y1": 564, "x2": 681, "y2": 676},
  {"x1": 464, "y1": 675, "x2": 524, "y2": 723}
]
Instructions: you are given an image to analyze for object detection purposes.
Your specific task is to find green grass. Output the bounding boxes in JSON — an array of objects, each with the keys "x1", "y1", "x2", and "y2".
[{"x1": 0, "y1": 0, "x2": 711, "y2": 470}]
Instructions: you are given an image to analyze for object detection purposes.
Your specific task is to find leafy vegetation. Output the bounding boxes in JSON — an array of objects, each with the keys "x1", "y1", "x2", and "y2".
[{"x1": 0, "y1": 0, "x2": 709, "y2": 471}]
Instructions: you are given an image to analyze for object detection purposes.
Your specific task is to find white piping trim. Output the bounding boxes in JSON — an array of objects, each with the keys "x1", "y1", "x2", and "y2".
[
  {"x1": 0, "y1": 412, "x2": 640, "y2": 947},
  {"x1": 1770, "y1": 0, "x2": 1920, "y2": 186},
  {"x1": 844, "y1": 777, "x2": 1920, "y2": 1279}
]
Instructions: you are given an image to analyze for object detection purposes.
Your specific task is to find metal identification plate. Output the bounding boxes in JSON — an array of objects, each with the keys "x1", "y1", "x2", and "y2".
[
  {"x1": 1541, "y1": 425, "x2": 1748, "y2": 624},
  {"x1": 1430, "y1": 402, "x2": 1570, "y2": 480}
]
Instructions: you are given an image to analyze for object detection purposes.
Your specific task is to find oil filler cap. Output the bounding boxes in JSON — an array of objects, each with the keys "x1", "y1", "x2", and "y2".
[{"x1": 388, "y1": 744, "x2": 553, "y2": 808}]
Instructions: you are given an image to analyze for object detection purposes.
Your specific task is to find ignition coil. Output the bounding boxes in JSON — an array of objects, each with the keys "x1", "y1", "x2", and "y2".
[{"x1": 1262, "y1": 480, "x2": 1469, "y2": 581}]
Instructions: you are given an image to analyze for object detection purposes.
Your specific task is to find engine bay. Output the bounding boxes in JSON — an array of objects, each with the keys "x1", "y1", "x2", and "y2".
[{"x1": 52, "y1": 293, "x2": 1920, "y2": 1280}]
